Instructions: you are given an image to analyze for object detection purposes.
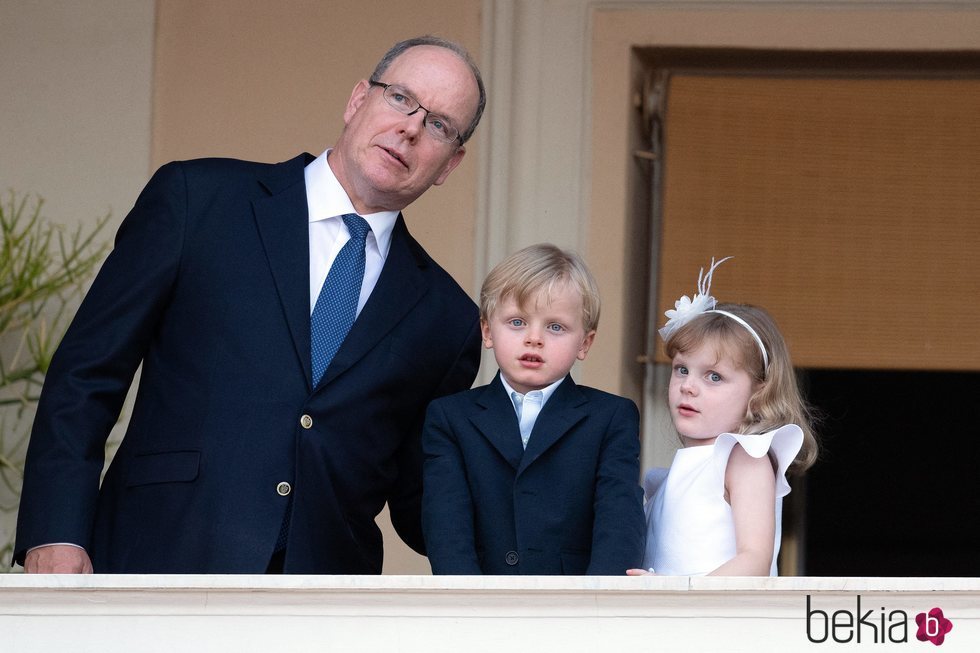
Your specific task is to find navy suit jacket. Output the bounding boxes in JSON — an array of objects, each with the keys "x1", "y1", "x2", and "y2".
[
  {"x1": 14, "y1": 154, "x2": 481, "y2": 573},
  {"x1": 421, "y1": 374, "x2": 645, "y2": 575}
]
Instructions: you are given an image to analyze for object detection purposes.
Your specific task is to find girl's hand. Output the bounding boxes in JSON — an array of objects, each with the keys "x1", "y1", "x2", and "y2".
[{"x1": 625, "y1": 568, "x2": 656, "y2": 576}]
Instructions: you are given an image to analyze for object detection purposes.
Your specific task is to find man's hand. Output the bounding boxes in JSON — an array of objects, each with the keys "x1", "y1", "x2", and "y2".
[{"x1": 24, "y1": 545, "x2": 94, "y2": 574}]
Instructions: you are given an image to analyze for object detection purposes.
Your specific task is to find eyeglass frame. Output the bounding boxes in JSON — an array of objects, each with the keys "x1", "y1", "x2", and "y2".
[{"x1": 368, "y1": 80, "x2": 462, "y2": 145}]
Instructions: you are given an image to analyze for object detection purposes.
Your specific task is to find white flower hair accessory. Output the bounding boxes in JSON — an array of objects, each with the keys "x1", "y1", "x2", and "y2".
[
  {"x1": 658, "y1": 256, "x2": 731, "y2": 341},
  {"x1": 659, "y1": 256, "x2": 770, "y2": 372}
]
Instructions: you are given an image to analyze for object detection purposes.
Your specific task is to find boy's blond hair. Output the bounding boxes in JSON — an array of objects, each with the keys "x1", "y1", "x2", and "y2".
[{"x1": 480, "y1": 243, "x2": 600, "y2": 332}]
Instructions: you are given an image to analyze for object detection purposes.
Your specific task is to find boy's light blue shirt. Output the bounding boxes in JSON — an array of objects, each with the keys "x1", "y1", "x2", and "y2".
[{"x1": 499, "y1": 374, "x2": 565, "y2": 448}]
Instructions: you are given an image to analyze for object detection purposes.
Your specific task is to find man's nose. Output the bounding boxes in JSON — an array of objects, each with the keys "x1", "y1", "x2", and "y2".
[{"x1": 398, "y1": 108, "x2": 426, "y2": 140}]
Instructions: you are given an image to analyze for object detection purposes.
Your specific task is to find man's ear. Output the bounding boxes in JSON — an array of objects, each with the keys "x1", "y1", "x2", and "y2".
[
  {"x1": 343, "y1": 79, "x2": 372, "y2": 124},
  {"x1": 432, "y1": 145, "x2": 466, "y2": 186}
]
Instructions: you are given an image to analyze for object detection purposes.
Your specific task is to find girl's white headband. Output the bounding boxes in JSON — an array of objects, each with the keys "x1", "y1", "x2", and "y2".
[{"x1": 658, "y1": 257, "x2": 770, "y2": 372}]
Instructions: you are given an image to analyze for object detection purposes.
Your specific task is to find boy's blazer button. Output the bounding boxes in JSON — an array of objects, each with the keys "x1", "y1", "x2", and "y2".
[
  {"x1": 276, "y1": 482, "x2": 292, "y2": 496},
  {"x1": 505, "y1": 551, "x2": 519, "y2": 566},
  {"x1": 300, "y1": 414, "x2": 313, "y2": 429}
]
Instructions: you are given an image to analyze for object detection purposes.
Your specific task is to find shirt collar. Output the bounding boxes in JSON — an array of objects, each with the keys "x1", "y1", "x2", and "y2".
[
  {"x1": 305, "y1": 149, "x2": 398, "y2": 257},
  {"x1": 499, "y1": 374, "x2": 564, "y2": 407}
]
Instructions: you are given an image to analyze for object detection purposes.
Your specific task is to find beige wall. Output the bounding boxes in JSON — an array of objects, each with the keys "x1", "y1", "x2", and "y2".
[{"x1": 0, "y1": 1, "x2": 154, "y2": 230}]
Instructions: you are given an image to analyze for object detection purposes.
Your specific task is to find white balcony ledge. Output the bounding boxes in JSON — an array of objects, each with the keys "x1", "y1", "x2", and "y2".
[{"x1": 2, "y1": 575, "x2": 978, "y2": 651}]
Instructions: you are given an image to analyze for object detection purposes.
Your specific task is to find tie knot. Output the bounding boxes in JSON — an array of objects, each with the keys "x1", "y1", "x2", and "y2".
[{"x1": 342, "y1": 213, "x2": 371, "y2": 241}]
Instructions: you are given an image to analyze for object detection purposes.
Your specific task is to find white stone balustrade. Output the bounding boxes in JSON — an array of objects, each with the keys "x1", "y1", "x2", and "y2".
[{"x1": 2, "y1": 575, "x2": 978, "y2": 651}]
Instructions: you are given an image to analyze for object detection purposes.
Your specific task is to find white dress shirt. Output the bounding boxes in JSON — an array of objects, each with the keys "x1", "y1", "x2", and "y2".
[{"x1": 304, "y1": 149, "x2": 399, "y2": 315}]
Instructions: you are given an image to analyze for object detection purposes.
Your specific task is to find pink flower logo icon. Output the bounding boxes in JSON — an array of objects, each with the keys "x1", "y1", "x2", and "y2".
[{"x1": 915, "y1": 607, "x2": 953, "y2": 646}]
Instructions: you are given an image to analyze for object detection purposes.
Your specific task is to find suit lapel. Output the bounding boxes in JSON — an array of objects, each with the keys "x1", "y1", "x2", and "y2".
[
  {"x1": 317, "y1": 215, "x2": 429, "y2": 387},
  {"x1": 517, "y1": 375, "x2": 588, "y2": 476},
  {"x1": 470, "y1": 376, "x2": 524, "y2": 470},
  {"x1": 251, "y1": 153, "x2": 316, "y2": 390}
]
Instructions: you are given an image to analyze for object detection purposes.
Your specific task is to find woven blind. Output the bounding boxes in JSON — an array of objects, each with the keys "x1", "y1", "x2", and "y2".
[{"x1": 656, "y1": 74, "x2": 980, "y2": 370}]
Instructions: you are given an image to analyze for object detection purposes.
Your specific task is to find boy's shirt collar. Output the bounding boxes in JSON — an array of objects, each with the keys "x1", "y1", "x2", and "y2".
[{"x1": 498, "y1": 374, "x2": 565, "y2": 408}]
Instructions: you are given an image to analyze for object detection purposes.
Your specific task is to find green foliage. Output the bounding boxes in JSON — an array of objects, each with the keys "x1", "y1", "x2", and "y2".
[{"x1": 0, "y1": 191, "x2": 110, "y2": 569}]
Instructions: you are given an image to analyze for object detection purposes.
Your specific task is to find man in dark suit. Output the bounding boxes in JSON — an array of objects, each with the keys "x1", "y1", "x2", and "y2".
[
  {"x1": 15, "y1": 35, "x2": 486, "y2": 574},
  {"x1": 422, "y1": 245, "x2": 645, "y2": 574}
]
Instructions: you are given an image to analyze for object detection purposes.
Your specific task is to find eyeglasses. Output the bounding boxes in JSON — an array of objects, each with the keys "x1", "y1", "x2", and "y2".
[{"x1": 368, "y1": 80, "x2": 461, "y2": 144}]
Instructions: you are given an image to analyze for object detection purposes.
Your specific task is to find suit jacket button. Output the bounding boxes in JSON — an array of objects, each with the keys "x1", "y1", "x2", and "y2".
[
  {"x1": 505, "y1": 551, "x2": 519, "y2": 566},
  {"x1": 276, "y1": 482, "x2": 292, "y2": 496},
  {"x1": 300, "y1": 414, "x2": 313, "y2": 429}
]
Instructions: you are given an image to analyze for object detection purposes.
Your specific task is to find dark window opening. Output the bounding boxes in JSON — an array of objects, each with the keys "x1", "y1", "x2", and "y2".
[{"x1": 801, "y1": 369, "x2": 980, "y2": 576}]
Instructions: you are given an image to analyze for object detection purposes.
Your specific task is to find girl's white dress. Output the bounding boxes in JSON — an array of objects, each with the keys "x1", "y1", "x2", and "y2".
[{"x1": 641, "y1": 424, "x2": 803, "y2": 576}]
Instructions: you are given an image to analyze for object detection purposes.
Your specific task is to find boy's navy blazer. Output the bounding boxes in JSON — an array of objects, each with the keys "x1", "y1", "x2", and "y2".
[
  {"x1": 422, "y1": 373, "x2": 646, "y2": 575},
  {"x1": 15, "y1": 154, "x2": 481, "y2": 573}
]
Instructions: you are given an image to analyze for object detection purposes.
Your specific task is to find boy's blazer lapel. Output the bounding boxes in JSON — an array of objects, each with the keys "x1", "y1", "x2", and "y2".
[
  {"x1": 517, "y1": 376, "x2": 588, "y2": 476},
  {"x1": 470, "y1": 376, "x2": 525, "y2": 470}
]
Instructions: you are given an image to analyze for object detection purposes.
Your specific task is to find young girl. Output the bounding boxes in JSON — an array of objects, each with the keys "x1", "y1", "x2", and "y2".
[{"x1": 628, "y1": 258, "x2": 817, "y2": 576}]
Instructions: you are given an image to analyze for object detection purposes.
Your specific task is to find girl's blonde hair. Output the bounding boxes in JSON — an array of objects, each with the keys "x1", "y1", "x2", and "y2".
[{"x1": 664, "y1": 303, "x2": 818, "y2": 474}]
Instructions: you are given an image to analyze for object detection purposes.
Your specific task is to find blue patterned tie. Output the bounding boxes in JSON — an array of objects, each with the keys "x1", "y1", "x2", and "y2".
[{"x1": 310, "y1": 213, "x2": 371, "y2": 385}]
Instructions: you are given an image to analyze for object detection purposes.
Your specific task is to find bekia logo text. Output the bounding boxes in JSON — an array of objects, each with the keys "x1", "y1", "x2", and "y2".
[{"x1": 806, "y1": 595, "x2": 953, "y2": 645}]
